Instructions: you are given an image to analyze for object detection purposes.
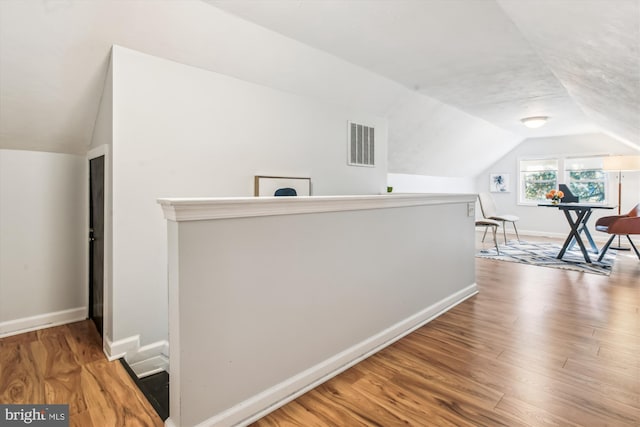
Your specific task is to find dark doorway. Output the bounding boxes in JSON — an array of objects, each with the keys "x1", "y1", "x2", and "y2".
[{"x1": 89, "y1": 156, "x2": 105, "y2": 336}]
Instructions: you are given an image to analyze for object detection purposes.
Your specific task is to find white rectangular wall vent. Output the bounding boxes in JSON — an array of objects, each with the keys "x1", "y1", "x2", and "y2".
[{"x1": 348, "y1": 122, "x2": 375, "y2": 167}]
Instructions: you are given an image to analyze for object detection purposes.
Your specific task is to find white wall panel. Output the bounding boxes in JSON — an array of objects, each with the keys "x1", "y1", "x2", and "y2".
[
  {"x1": 0, "y1": 150, "x2": 86, "y2": 332},
  {"x1": 109, "y1": 45, "x2": 388, "y2": 346}
]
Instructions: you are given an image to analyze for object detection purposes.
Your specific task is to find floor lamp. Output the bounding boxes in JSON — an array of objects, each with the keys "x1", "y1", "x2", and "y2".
[{"x1": 603, "y1": 155, "x2": 640, "y2": 250}]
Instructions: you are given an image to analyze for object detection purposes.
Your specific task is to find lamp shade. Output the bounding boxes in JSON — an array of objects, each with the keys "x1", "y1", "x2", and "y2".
[{"x1": 602, "y1": 155, "x2": 640, "y2": 171}]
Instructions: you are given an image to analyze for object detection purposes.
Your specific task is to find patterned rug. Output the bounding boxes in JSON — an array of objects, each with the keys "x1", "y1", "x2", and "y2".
[{"x1": 476, "y1": 240, "x2": 616, "y2": 276}]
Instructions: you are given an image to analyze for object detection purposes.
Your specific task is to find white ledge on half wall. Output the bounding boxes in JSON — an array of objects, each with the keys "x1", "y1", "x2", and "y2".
[{"x1": 157, "y1": 193, "x2": 476, "y2": 222}]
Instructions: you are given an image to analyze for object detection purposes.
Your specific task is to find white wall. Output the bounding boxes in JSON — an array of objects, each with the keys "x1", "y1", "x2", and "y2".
[
  {"x1": 388, "y1": 173, "x2": 475, "y2": 194},
  {"x1": 0, "y1": 149, "x2": 86, "y2": 335},
  {"x1": 89, "y1": 55, "x2": 113, "y2": 152},
  {"x1": 386, "y1": 92, "x2": 522, "y2": 177},
  {"x1": 163, "y1": 195, "x2": 477, "y2": 427},
  {"x1": 474, "y1": 133, "x2": 640, "y2": 237},
  {"x1": 108, "y1": 45, "x2": 388, "y2": 348}
]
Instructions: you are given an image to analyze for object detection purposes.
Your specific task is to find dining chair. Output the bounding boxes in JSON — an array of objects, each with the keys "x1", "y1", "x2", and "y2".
[
  {"x1": 478, "y1": 192, "x2": 520, "y2": 244},
  {"x1": 595, "y1": 203, "x2": 640, "y2": 261},
  {"x1": 476, "y1": 219, "x2": 501, "y2": 254}
]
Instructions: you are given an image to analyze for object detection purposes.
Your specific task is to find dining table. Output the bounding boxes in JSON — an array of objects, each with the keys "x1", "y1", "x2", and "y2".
[{"x1": 538, "y1": 202, "x2": 616, "y2": 263}]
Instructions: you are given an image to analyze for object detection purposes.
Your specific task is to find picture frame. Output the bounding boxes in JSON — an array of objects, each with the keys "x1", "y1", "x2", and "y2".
[
  {"x1": 254, "y1": 175, "x2": 311, "y2": 197},
  {"x1": 490, "y1": 173, "x2": 509, "y2": 193}
]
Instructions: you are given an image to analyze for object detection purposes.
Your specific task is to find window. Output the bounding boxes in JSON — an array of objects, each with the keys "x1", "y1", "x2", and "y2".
[
  {"x1": 565, "y1": 157, "x2": 606, "y2": 203},
  {"x1": 518, "y1": 156, "x2": 608, "y2": 204},
  {"x1": 519, "y1": 158, "x2": 558, "y2": 204}
]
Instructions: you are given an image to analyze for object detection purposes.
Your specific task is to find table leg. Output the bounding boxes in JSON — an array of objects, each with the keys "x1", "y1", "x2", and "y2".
[
  {"x1": 558, "y1": 208, "x2": 592, "y2": 263},
  {"x1": 581, "y1": 223, "x2": 599, "y2": 254},
  {"x1": 567, "y1": 210, "x2": 598, "y2": 253}
]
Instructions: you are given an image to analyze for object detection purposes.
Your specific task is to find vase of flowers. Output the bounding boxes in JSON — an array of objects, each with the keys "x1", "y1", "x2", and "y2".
[{"x1": 545, "y1": 189, "x2": 564, "y2": 204}]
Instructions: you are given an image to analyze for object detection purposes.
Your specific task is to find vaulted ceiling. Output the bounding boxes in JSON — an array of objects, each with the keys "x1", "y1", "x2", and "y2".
[
  {"x1": 211, "y1": 0, "x2": 640, "y2": 148},
  {"x1": 0, "y1": 0, "x2": 638, "y2": 162}
]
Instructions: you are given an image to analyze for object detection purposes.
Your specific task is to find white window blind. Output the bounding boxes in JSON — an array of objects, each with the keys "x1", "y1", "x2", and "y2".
[
  {"x1": 519, "y1": 158, "x2": 558, "y2": 203},
  {"x1": 565, "y1": 156, "x2": 607, "y2": 203}
]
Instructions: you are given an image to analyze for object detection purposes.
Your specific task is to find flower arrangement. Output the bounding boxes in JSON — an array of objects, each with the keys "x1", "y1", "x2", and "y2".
[{"x1": 545, "y1": 189, "x2": 564, "y2": 204}]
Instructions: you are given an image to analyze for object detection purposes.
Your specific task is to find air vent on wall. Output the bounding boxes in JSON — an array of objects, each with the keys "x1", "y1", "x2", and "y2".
[{"x1": 348, "y1": 122, "x2": 375, "y2": 167}]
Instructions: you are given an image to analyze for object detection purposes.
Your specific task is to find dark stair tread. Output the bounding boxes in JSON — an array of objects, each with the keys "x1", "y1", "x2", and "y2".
[{"x1": 120, "y1": 360, "x2": 170, "y2": 421}]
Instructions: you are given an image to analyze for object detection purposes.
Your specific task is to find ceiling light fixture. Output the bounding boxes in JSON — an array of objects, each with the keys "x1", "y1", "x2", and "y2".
[{"x1": 520, "y1": 116, "x2": 548, "y2": 129}]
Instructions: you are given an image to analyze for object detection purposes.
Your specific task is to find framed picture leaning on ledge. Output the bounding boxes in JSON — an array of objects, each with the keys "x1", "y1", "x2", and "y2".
[{"x1": 254, "y1": 175, "x2": 311, "y2": 196}]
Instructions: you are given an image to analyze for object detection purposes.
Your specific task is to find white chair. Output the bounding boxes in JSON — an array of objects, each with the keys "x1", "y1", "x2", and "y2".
[
  {"x1": 475, "y1": 219, "x2": 501, "y2": 254},
  {"x1": 478, "y1": 192, "x2": 520, "y2": 244}
]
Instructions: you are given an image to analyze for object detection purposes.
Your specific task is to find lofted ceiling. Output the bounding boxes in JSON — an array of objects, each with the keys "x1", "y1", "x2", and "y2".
[
  {"x1": 0, "y1": 0, "x2": 638, "y2": 161},
  {"x1": 210, "y1": 0, "x2": 640, "y2": 149}
]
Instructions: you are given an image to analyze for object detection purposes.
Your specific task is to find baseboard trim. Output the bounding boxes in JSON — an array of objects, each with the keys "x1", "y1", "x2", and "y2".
[
  {"x1": 129, "y1": 355, "x2": 170, "y2": 378},
  {"x1": 104, "y1": 334, "x2": 138, "y2": 361},
  {"x1": 517, "y1": 229, "x2": 611, "y2": 243},
  {"x1": 0, "y1": 307, "x2": 87, "y2": 338},
  {"x1": 181, "y1": 283, "x2": 478, "y2": 427},
  {"x1": 104, "y1": 335, "x2": 169, "y2": 378},
  {"x1": 517, "y1": 229, "x2": 567, "y2": 239}
]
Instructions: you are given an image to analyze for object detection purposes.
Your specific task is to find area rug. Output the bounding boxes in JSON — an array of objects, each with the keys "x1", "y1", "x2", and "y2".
[{"x1": 476, "y1": 240, "x2": 616, "y2": 276}]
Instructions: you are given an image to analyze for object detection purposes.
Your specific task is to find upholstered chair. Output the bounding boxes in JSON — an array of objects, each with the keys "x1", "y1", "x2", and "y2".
[{"x1": 596, "y1": 203, "x2": 640, "y2": 261}]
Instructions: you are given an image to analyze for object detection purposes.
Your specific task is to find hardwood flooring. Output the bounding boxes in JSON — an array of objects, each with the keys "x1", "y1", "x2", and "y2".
[
  {"x1": 1, "y1": 234, "x2": 638, "y2": 426},
  {"x1": 0, "y1": 320, "x2": 162, "y2": 427},
  {"x1": 252, "y1": 236, "x2": 640, "y2": 426}
]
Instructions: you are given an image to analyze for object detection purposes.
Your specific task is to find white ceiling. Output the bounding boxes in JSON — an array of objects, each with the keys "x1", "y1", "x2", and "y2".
[
  {"x1": 211, "y1": 0, "x2": 640, "y2": 147},
  {"x1": 0, "y1": 0, "x2": 638, "y2": 158}
]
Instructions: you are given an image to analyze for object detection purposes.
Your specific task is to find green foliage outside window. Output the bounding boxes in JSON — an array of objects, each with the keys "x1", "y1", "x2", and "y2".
[
  {"x1": 568, "y1": 170, "x2": 605, "y2": 202},
  {"x1": 523, "y1": 171, "x2": 557, "y2": 201},
  {"x1": 520, "y1": 157, "x2": 607, "y2": 204}
]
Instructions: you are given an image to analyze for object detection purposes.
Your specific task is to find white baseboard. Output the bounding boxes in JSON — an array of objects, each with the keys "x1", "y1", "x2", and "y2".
[
  {"x1": 181, "y1": 283, "x2": 478, "y2": 427},
  {"x1": 129, "y1": 355, "x2": 170, "y2": 378},
  {"x1": 516, "y1": 229, "x2": 567, "y2": 239},
  {"x1": 516, "y1": 229, "x2": 611, "y2": 244},
  {"x1": 0, "y1": 307, "x2": 87, "y2": 338},
  {"x1": 104, "y1": 335, "x2": 169, "y2": 378},
  {"x1": 104, "y1": 334, "x2": 138, "y2": 361}
]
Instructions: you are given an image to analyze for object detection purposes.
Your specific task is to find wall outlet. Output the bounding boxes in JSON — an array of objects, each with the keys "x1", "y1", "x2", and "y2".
[{"x1": 467, "y1": 202, "x2": 475, "y2": 217}]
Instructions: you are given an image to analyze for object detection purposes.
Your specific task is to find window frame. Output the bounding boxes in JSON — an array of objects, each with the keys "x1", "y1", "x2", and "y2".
[
  {"x1": 564, "y1": 156, "x2": 608, "y2": 204},
  {"x1": 517, "y1": 157, "x2": 559, "y2": 206},
  {"x1": 517, "y1": 155, "x2": 609, "y2": 206}
]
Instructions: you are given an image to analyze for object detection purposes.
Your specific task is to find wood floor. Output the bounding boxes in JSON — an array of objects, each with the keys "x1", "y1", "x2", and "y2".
[
  {"x1": 1, "y1": 234, "x2": 638, "y2": 426},
  {"x1": 0, "y1": 320, "x2": 163, "y2": 427},
  {"x1": 252, "y1": 236, "x2": 640, "y2": 426}
]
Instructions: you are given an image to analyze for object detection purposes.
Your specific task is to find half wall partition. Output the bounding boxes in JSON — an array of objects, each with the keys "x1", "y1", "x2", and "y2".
[{"x1": 158, "y1": 193, "x2": 477, "y2": 427}]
